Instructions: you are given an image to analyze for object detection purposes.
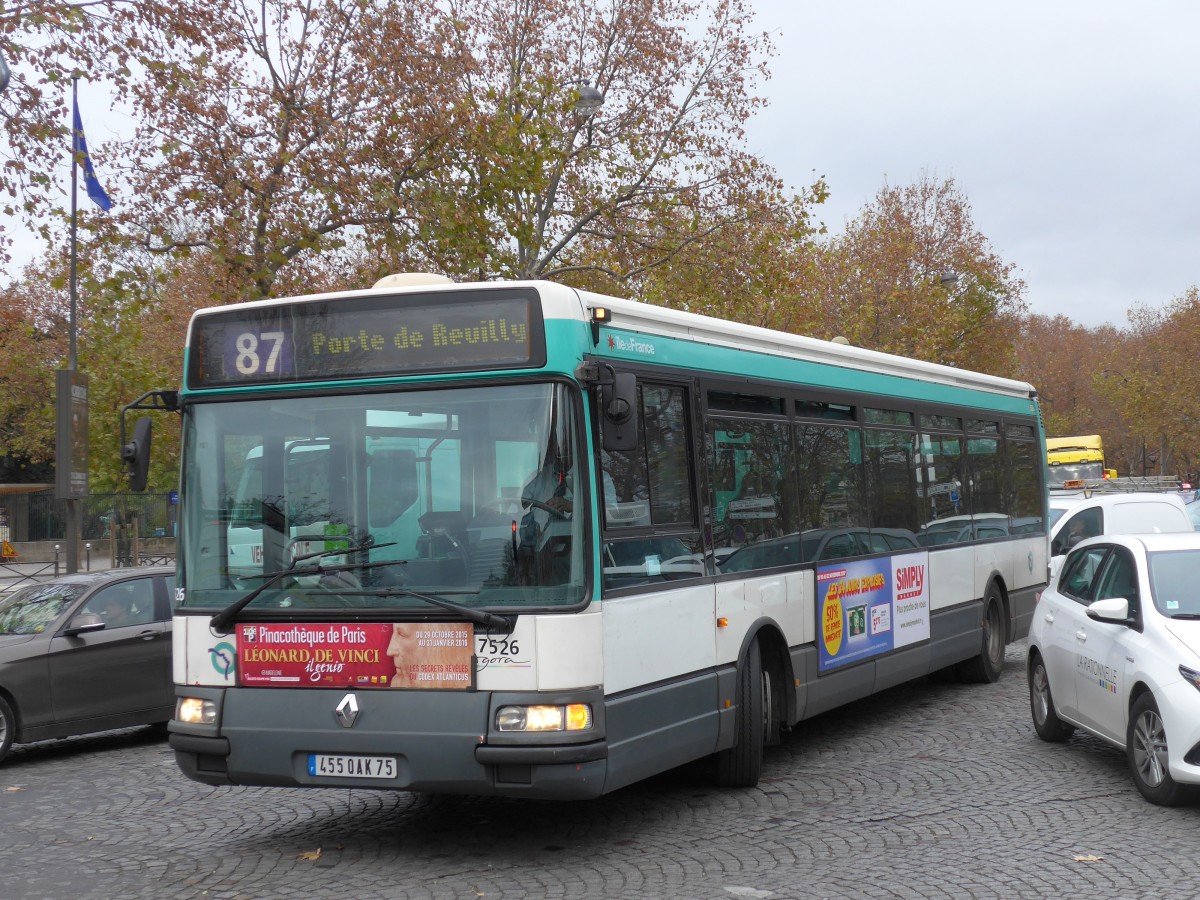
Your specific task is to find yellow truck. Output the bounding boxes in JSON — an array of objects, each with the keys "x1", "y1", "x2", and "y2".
[{"x1": 1046, "y1": 434, "x2": 1118, "y2": 488}]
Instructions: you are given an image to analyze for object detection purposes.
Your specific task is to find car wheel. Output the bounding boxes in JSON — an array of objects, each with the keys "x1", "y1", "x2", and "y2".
[
  {"x1": 1127, "y1": 693, "x2": 1192, "y2": 806},
  {"x1": 958, "y1": 586, "x2": 1005, "y2": 683},
  {"x1": 1028, "y1": 652, "x2": 1074, "y2": 742},
  {"x1": 715, "y1": 638, "x2": 765, "y2": 787},
  {"x1": 0, "y1": 696, "x2": 15, "y2": 764}
]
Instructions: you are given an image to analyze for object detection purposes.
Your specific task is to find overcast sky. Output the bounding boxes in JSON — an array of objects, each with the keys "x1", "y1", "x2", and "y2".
[
  {"x1": 7, "y1": 3, "x2": 1196, "y2": 330},
  {"x1": 745, "y1": 0, "x2": 1200, "y2": 328}
]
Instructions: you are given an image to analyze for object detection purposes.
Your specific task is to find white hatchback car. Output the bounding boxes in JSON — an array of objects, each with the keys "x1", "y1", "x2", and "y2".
[{"x1": 1028, "y1": 533, "x2": 1200, "y2": 805}]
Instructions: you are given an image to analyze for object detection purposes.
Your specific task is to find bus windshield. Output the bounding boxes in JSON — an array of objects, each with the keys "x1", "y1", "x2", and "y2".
[{"x1": 177, "y1": 382, "x2": 586, "y2": 613}]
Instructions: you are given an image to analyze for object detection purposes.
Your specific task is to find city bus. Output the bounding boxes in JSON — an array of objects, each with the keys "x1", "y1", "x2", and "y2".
[{"x1": 149, "y1": 276, "x2": 1048, "y2": 800}]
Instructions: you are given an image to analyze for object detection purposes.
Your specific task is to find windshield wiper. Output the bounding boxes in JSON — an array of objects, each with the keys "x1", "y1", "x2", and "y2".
[
  {"x1": 242, "y1": 540, "x2": 397, "y2": 574},
  {"x1": 340, "y1": 586, "x2": 515, "y2": 632},
  {"x1": 209, "y1": 540, "x2": 398, "y2": 634}
]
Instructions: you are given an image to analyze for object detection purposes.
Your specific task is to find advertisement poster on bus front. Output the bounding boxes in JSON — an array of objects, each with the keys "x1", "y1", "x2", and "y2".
[
  {"x1": 236, "y1": 622, "x2": 475, "y2": 689},
  {"x1": 817, "y1": 552, "x2": 930, "y2": 672}
]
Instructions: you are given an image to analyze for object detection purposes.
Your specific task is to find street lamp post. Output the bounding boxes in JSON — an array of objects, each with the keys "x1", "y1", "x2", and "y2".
[
  {"x1": 571, "y1": 80, "x2": 604, "y2": 114},
  {"x1": 558, "y1": 77, "x2": 604, "y2": 115}
]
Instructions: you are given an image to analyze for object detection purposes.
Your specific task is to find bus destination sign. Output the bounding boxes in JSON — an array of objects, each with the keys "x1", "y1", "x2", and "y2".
[{"x1": 188, "y1": 288, "x2": 545, "y2": 387}]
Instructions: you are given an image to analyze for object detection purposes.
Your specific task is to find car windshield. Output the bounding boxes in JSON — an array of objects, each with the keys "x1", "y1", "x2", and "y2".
[
  {"x1": 1147, "y1": 548, "x2": 1200, "y2": 617},
  {"x1": 0, "y1": 583, "x2": 87, "y2": 634},
  {"x1": 178, "y1": 381, "x2": 587, "y2": 614}
]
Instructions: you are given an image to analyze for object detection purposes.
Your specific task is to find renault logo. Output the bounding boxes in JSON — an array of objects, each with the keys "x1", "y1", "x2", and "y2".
[{"x1": 334, "y1": 693, "x2": 360, "y2": 728}]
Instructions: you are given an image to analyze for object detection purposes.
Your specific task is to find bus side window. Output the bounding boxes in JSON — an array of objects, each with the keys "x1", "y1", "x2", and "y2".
[{"x1": 601, "y1": 382, "x2": 701, "y2": 590}]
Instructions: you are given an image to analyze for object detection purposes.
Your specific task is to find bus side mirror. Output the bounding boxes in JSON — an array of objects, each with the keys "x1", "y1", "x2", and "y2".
[
  {"x1": 122, "y1": 417, "x2": 152, "y2": 492},
  {"x1": 601, "y1": 373, "x2": 638, "y2": 452}
]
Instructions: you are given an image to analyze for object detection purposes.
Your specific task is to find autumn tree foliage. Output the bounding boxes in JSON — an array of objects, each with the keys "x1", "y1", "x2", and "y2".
[
  {"x1": 108, "y1": 0, "x2": 475, "y2": 303},
  {"x1": 1013, "y1": 314, "x2": 1118, "y2": 432},
  {"x1": 1109, "y1": 291, "x2": 1200, "y2": 479},
  {"x1": 1012, "y1": 314, "x2": 1135, "y2": 468},
  {"x1": 404, "y1": 0, "x2": 825, "y2": 295},
  {"x1": 627, "y1": 183, "x2": 828, "y2": 328},
  {"x1": 0, "y1": 240, "x2": 192, "y2": 491},
  {"x1": 795, "y1": 175, "x2": 1027, "y2": 372},
  {"x1": 0, "y1": 1, "x2": 164, "y2": 258},
  {"x1": 0, "y1": 264, "x2": 63, "y2": 468},
  {"x1": 1014, "y1": 297, "x2": 1200, "y2": 480}
]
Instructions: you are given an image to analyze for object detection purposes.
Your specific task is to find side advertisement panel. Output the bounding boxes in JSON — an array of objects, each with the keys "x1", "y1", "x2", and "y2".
[{"x1": 817, "y1": 552, "x2": 931, "y2": 672}]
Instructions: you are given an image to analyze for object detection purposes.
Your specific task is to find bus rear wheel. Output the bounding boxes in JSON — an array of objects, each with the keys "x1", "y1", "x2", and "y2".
[
  {"x1": 958, "y1": 586, "x2": 1005, "y2": 684},
  {"x1": 715, "y1": 638, "x2": 765, "y2": 787}
]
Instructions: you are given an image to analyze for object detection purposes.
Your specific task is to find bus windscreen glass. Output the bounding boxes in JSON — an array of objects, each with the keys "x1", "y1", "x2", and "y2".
[
  {"x1": 177, "y1": 381, "x2": 586, "y2": 613},
  {"x1": 187, "y1": 288, "x2": 545, "y2": 388}
]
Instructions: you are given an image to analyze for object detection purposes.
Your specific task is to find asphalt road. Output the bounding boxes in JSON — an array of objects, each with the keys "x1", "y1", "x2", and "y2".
[{"x1": 3, "y1": 640, "x2": 1198, "y2": 900}]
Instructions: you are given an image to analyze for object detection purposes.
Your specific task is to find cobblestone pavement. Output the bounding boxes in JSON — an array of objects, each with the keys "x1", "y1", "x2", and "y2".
[{"x1": 3, "y1": 641, "x2": 1198, "y2": 900}]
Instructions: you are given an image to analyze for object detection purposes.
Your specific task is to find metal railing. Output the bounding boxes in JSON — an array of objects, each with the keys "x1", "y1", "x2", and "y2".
[
  {"x1": 0, "y1": 543, "x2": 99, "y2": 593},
  {"x1": 13, "y1": 491, "x2": 176, "y2": 541}
]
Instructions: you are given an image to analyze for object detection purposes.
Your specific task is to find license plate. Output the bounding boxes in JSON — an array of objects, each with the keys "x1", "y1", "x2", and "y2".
[{"x1": 308, "y1": 753, "x2": 397, "y2": 779}]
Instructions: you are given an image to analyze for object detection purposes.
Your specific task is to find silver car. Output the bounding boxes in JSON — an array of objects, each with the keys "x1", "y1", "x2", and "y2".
[{"x1": 0, "y1": 566, "x2": 175, "y2": 763}]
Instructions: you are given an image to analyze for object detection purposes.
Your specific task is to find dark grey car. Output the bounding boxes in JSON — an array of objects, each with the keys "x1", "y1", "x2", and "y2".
[{"x1": 0, "y1": 566, "x2": 175, "y2": 763}]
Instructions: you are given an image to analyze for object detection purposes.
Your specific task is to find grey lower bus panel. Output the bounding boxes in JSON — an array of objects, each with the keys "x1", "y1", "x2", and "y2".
[
  {"x1": 1008, "y1": 583, "x2": 1039, "y2": 640},
  {"x1": 789, "y1": 598, "x2": 1014, "y2": 723},
  {"x1": 170, "y1": 685, "x2": 611, "y2": 801}
]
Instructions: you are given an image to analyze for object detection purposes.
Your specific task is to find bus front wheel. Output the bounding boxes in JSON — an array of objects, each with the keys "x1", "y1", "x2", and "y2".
[{"x1": 715, "y1": 638, "x2": 765, "y2": 788}]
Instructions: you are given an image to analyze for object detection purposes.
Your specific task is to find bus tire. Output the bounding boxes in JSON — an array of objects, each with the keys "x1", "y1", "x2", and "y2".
[
  {"x1": 715, "y1": 638, "x2": 765, "y2": 788},
  {"x1": 0, "y1": 695, "x2": 15, "y2": 764},
  {"x1": 958, "y1": 585, "x2": 1005, "y2": 684}
]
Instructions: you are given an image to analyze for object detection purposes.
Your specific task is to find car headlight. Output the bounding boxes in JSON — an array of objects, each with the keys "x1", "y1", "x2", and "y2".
[
  {"x1": 496, "y1": 704, "x2": 593, "y2": 732},
  {"x1": 176, "y1": 696, "x2": 218, "y2": 725},
  {"x1": 1179, "y1": 665, "x2": 1200, "y2": 693}
]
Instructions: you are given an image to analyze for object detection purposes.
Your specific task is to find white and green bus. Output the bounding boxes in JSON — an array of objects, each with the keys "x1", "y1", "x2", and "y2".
[{"x1": 152, "y1": 276, "x2": 1047, "y2": 799}]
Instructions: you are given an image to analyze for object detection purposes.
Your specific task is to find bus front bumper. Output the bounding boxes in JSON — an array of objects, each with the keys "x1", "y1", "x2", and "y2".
[{"x1": 169, "y1": 685, "x2": 609, "y2": 800}]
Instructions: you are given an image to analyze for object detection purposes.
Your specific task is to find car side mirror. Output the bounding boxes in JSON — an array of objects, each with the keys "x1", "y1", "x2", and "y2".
[
  {"x1": 1087, "y1": 596, "x2": 1131, "y2": 624},
  {"x1": 64, "y1": 613, "x2": 106, "y2": 637}
]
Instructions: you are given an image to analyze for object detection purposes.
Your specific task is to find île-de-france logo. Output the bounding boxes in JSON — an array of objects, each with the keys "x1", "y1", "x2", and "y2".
[
  {"x1": 209, "y1": 641, "x2": 236, "y2": 679},
  {"x1": 606, "y1": 333, "x2": 656, "y2": 356}
]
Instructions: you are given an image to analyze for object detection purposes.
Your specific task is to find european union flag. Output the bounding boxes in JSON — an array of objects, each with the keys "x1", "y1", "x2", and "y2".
[{"x1": 72, "y1": 95, "x2": 112, "y2": 211}]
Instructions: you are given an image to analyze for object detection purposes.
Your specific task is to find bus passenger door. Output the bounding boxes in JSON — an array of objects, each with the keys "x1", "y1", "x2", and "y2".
[{"x1": 597, "y1": 378, "x2": 712, "y2": 728}]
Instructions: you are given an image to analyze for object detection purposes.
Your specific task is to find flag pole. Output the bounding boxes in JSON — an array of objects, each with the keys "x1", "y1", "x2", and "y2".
[
  {"x1": 69, "y1": 76, "x2": 78, "y2": 371},
  {"x1": 64, "y1": 75, "x2": 81, "y2": 572}
]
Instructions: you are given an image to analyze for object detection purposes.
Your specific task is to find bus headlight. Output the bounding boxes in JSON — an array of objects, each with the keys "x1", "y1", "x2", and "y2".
[
  {"x1": 177, "y1": 696, "x2": 218, "y2": 725},
  {"x1": 496, "y1": 703, "x2": 593, "y2": 732}
]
